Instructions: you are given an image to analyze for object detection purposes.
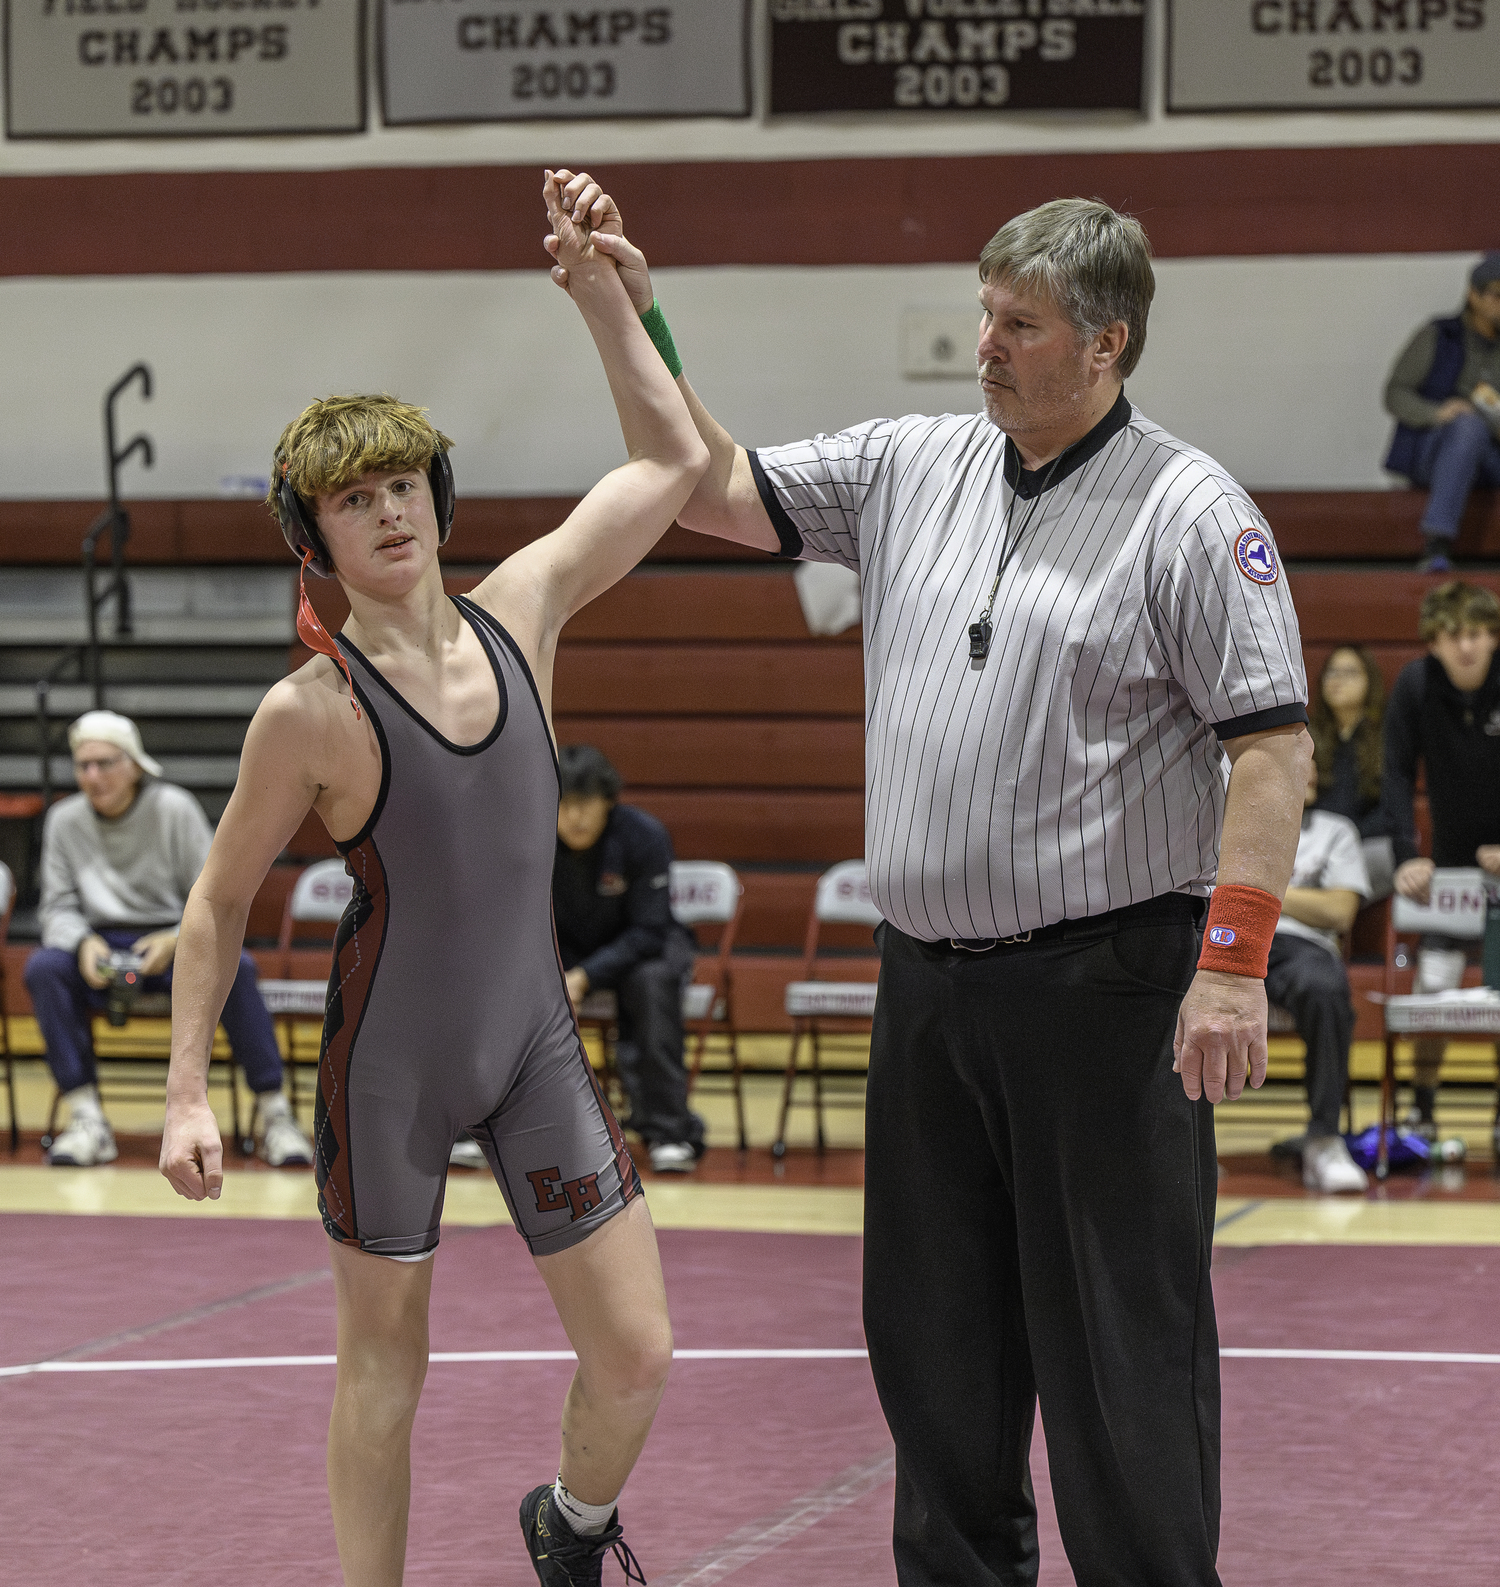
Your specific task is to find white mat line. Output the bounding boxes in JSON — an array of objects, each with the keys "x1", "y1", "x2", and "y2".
[
  {"x1": 653, "y1": 1449, "x2": 897, "y2": 1587},
  {"x1": 0, "y1": 1347, "x2": 872, "y2": 1379},
  {"x1": 1221, "y1": 1347, "x2": 1500, "y2": 1365},
  {"x1": 8, "y1": 1345, "x2": 1497, "y2": 1381}
]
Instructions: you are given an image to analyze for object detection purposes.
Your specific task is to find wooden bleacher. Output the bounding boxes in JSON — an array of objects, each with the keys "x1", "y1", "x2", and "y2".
[
  {"x1": 5, "y1": 488, "x2": 1497, "y2": 567},
  {"x1": 3, "y1": 488, "x2": 1495, "y2": 1041}
]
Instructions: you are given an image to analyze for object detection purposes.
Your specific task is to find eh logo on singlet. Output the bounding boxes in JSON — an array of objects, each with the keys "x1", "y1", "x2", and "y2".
[{"x1": 527, "y1": 1166, "x2": 605, "y2": 1221}]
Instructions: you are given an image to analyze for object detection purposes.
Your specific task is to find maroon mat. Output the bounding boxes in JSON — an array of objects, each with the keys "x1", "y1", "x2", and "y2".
[{"x1": 4, "y1": 1217, "x2": 1500, "y2": 1583}]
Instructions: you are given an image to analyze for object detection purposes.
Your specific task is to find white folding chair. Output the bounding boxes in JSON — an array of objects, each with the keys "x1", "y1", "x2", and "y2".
[
  {"x1": 260, "y1": 858, "x2": 356, "y2": 1118},
  {"x1": 672, "y1": 860, "x2": 746, "y2": 1149},
  {"x1": 1378, "y1": 868, "x2": 1497, "y2": 1178},
  {"x1": 775, "y1": 860, "x2": 882, "y2": 1157},
  {"x1": 1, "y1": 862, "x2": 16, "y2": 1152}
]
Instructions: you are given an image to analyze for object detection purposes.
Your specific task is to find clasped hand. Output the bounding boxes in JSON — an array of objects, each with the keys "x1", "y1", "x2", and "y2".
[
  {"x1": 542, "y1": 168, "x2": 620, "y2": 291},
  {"x1": 543, "y1": 168, "x2": 656, "y2": 313}
]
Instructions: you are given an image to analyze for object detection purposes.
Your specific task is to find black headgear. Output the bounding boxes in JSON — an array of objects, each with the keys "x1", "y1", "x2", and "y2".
[{"x1": 275, "y1": 452, "x2": 456, "y2": 578}]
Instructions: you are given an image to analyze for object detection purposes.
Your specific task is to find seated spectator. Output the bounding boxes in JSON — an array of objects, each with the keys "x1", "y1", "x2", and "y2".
[
  {"x1": 552, "y1": 745, "x2": 705, "y2": 1173},
  {"x1": 23, "y1": 711, "x2": 311, "y2": 1169},
  {"x1": 1269, "y1": 763, "x2": 1371, "y2": 1194},
  {"x1": 1384, "y1": 252, "x2": 1500, "y2": 572},
  {"x1": 1384, "y1": 582, "x2": 1500, "y2": 1145},
  {"x1": 1310, "y1": 645, "x2": 1395, "y2": 897}
]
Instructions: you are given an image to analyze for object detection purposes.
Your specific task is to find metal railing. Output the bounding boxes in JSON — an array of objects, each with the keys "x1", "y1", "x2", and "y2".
[{"x1": 35, "y1": 364, "x2": 154, "y2": 809}]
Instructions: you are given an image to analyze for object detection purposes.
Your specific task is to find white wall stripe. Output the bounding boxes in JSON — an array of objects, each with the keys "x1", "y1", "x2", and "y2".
[{"x1": 0, "y1": 254, "x2": 1481, "y2": 500}]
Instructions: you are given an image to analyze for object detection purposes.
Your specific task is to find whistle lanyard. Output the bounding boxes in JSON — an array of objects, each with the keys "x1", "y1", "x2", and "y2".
[{"x1": 967, "y1": 449, "x2": 1063, "y2": 662}]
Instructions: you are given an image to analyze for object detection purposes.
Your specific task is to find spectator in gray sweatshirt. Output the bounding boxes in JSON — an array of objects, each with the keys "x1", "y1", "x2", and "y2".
[{"x1": 24, "y1": 710, "x2": 311, "y2": 1169}]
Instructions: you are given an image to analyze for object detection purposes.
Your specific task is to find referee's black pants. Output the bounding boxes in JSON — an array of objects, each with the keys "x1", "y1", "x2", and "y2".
[{"x1": 863, "y1": 902, "x2": 1221, "y2": 1587}]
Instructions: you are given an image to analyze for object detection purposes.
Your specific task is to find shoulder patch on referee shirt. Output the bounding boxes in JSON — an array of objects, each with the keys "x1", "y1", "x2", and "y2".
[{"x1": 1234, "y1": 528, "x2": 1279, "y2": 586}]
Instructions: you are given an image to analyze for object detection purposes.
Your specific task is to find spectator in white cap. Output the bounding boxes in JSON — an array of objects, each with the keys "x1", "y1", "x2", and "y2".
[{"x1": 23, "y1": 710, "x2": 311, "y2": 1168}]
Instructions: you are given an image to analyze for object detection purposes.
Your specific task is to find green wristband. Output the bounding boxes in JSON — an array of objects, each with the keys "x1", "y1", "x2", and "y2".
[{"x1": 639, "y1": 298, "x2": 683, "y2": 380}]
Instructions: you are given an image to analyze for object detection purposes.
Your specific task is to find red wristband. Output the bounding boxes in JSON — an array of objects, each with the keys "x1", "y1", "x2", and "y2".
[{"x1": 1197, "y1": 884, "x2": 1281, "y2": 978}]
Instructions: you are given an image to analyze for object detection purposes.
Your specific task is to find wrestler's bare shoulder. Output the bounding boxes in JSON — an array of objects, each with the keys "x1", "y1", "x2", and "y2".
[{"x1": 250, "y1": 654, "x2": 371, "y2": 772}]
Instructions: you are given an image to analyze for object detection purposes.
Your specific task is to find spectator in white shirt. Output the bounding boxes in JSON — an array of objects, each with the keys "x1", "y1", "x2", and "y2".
[{"x1": 1267, "y1": 765, "x2": 1373, "y2": 1192}]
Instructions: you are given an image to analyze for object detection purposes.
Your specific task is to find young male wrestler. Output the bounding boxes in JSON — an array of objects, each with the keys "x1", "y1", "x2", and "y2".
[{"x1": 159, "y1": 173, "x2": 708, "y2": 1586}]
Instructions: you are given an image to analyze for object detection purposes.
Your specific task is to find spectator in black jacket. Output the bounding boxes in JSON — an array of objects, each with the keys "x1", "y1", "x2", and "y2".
[
  {"x1": 1384, "y1": 252, "x2": 1500, "y2": 572},
  {"x1": 1383, "y1": 581, "x2": 1500, "y2": 1144},
  {"x1": 553, "y1": 745, "x2": 706, "y2": 1172},
  {"x1": 1310, "y1": 645, "x2": 1394, "y2": 897}
]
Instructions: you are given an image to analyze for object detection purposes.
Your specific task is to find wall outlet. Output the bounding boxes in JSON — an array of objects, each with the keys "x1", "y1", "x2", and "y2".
[{"x1": 901, "y1": 309, "x2": 980, "y2": 379}]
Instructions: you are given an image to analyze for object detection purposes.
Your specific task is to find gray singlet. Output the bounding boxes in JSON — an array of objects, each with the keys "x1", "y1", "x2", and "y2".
[{"x1": 312, "y1": 596, "x2": 641, "y2": 1259}]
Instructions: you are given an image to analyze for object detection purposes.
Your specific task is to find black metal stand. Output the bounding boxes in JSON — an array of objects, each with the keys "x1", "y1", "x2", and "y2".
[{"x1": 35, "y1": 365, "x2": 153, "y2": 811}]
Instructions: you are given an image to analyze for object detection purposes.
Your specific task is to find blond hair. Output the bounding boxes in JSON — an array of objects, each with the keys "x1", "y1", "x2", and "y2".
[
  {"x1": 979, "y1": 198, "x2": 1155, "y2": 379},
  {"x1": 266, "y1": 394, "x2": 454, "y2": 517}
]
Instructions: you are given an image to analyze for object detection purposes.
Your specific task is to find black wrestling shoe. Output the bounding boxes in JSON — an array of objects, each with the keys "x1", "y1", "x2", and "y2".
[{"x1": 519, "y1": 1484, "x2": 647, "y2": 1585}]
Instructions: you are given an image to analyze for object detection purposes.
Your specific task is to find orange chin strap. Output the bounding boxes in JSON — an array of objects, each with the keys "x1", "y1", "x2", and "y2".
[{"x1": 297, "y1": 549, "x2": 362, "y2": 720}]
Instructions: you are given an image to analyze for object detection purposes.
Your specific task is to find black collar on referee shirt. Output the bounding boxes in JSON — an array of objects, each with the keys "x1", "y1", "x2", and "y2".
[{"x1": 1004, "y1": 388, "x2": 1131, "y2": 500}]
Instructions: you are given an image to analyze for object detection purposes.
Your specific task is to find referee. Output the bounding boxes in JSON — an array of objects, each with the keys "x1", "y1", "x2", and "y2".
[{"x1": 548, "y1": 177, "x2": 1311, "y2": 1587}]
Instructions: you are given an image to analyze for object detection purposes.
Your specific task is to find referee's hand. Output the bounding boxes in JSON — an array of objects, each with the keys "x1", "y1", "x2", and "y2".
[{"x1": 1173, "y1": 970, "x2": 1268, "y2": 1105}]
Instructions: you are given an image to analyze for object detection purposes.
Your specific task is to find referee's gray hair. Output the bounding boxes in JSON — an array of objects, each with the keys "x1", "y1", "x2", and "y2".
[{"x1": 979, "y1": 199, "x2": 1155, "y2": 379}]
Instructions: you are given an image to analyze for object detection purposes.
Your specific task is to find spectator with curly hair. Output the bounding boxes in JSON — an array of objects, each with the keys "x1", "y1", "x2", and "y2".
[{"x1": 1385, "y1": 580, "x2": 1500, "y2": 1144}]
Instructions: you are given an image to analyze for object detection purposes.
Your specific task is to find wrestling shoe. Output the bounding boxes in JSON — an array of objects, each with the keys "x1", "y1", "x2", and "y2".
[
  {"x1": 519, "y1": 1484, "x2": 646, "y2": 1585},
  {"x1": 1302, "y1": 1134, "x2": 1368, "y2": 1195},
  {"x1": 648, "y1": 1141, "x2": 696, "y2": 1174},
  {"x1": 47, "y1": 1113, "x2": 118, "y2": 1167}
]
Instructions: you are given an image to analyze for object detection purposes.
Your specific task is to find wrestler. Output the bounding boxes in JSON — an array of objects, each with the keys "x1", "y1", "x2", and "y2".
[{"x1": 159, "y1": 172, "x2": 708, "y2": 1586}]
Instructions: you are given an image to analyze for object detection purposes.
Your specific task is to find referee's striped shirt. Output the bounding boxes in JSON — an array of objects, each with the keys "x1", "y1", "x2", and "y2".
[{"x1": 749, "y1": 391, "x2": 1308, "y2": 942}]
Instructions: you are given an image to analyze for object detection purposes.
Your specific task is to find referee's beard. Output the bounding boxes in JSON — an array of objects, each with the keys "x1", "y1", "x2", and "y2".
[{"x1": 978, "y1": 358, "x2": 1114, "y2": 460}]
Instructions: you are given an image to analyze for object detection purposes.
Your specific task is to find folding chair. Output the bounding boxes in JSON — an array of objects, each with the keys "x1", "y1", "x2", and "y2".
[
  {"x1": 576, "y1": 860, "x2": 746, "y2": 1140},
  {"x1": 1, "y1": 862, "x2": 16, "y2": 1151},
  {"x1": 1377, "y1": 868, "x2": 1500, "y2": 1179},
  {"x1": 774, "y1": 859, "x2": 882, "y2": 1157},
  {"x1": 673, "y1": 860, "x2": 746, "y2": 1149},
  {"x1": 258, "y1": 858, "x2": 355, "y2": 1118}
]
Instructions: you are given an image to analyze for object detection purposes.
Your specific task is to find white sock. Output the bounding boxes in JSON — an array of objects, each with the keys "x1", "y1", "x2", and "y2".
[
  {"x1": 552, "y1": 1478, "x2": 617, "y2": 1538},
  {"x1": 64, "y1": 1085, "x2": 103, "y2": 1125},
  {"x1": 258, "y1": 1091, "x2": 290, "y2": 1123}
]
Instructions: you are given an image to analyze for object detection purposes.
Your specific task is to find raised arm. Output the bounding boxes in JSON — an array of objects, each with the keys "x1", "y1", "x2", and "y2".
[
  {"x1": 159, "y1": 685, "x2": 326, "y2": 1200},
  {"x1": 471, "y1": 172, "x2": 711, "y2": 647},
  {"x1": 543, "y1": 174, "x2": 778, "y2": 555}
]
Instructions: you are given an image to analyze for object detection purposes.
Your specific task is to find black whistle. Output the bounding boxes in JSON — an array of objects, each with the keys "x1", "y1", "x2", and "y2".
[{"x1": 968, "y1": 617, "x2": 993, "y2": 661}]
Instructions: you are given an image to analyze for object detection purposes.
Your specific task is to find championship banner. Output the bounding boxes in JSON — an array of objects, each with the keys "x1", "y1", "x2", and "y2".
[
  {"x1": 768, "y1": 0, "x2": 1145, "y2": 115},
  {"x1": 4, "y1": 0, "x2": 366, "y2": 139},
  {"x1": 380, "y1": 0, "x2": 749, "y2": 124},
  {"x1": 1168, "y1": 0, "x2": 1500, "y2": 112}
]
